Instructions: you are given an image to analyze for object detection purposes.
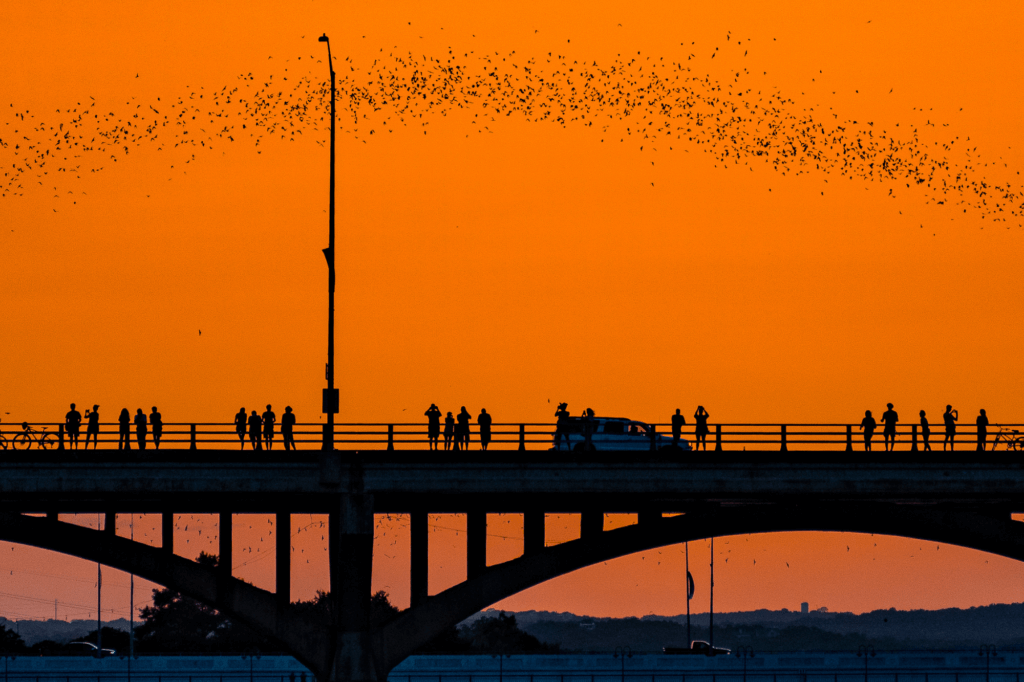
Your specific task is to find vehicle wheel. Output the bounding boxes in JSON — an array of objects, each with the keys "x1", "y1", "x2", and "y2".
[
  {"x1": 0, "y1": 436, "x2": 7, "y2": 450},
  {"x1": 573, "y1": 442, "x2": 595, "y2": 453},
  {"x1": 12, "y1": 434, "x2": 31, "y2": 450},
  {"x1": 38, "y1": 434, "x2": 58, "y2": 450}
]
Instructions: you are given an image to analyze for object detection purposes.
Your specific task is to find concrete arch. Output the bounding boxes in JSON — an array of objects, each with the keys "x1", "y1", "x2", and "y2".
[
  {"x1": 380, "y1": 505, "x2": 1024, "y2": 669},
  {"x1": 0, "y1": 513, "x2": 329, "y2": 678}
]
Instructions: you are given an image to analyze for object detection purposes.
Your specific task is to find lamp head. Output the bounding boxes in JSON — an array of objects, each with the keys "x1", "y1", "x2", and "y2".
[{"x1": 318, "y1": 34, "x2": 329, "y2": 42}]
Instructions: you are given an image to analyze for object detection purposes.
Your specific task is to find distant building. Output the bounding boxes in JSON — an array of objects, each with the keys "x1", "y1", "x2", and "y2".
[{"x1": 801, "y1": 602, "x2": 809, "y2": 614}]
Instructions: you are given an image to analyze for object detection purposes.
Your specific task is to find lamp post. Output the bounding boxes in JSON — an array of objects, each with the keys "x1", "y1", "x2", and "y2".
[
  {"x1": 614, "y1": 646, "x2": 632, "y2": 682},
  {"x1": 318, "y1": 33, "x2": 339, "y2": 449},
  {"x1": 857, "y1": 645, "x2": 875, "y2": 682},
  {"x1": 980, "y1": 645, "x2": 997, "y2": 682},
  {"x1": 243, "y1": 649, "x2": 261, "y2": 682},
  {"x1": 736, "y1": 646, "x2": 754, "y2": 682}
]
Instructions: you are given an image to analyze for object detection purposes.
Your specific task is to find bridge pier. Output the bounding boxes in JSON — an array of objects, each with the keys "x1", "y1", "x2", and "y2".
[
  {"x1": 410, "y1": 511, "x2": 428, "y2": 607},
  {"x1": 581, "y1": 511, "x2": 603, "y2": 539},
  {"x1": 328, "y1": 494, "x2": 377, "y2": 682},
  {"x1": 276, "y1": 511, "x2": 290, "y2": 611},
  {"x1": 467, "y1": 512, "x2": 486, "y2": 579},
  {"x1": 219, "y1": 512, "x2": 232, "y2": 577},
  {"x1": 162, "y1": 512, "x2": 174, "y2": 554},
  {"x1": 524, "y1": 511, "x2": 544, "y2": 555}
]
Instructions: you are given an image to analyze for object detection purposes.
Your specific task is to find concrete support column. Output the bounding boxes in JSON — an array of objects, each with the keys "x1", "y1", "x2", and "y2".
[
  {"x1": 639, "y1": 510, "x2": 660, "y2": 526},
  {"x1": 467, "y1": 512, "x2": 486, "y2": 579},
  {"x1": 162, "y1": 512, "x2": 174, "y2": 554},
  {"x1": 104, "y1": 512, "x2": 116, "y2": 534},
  {"x1": 410, "y1": 511, "x2": 428, "y2": 607},
  {"x1": 219, "y1": 512, "x2": 232, "y2": 577},
  {"x1": 329, "y1": 494, "x2": 377, "y2": 682},
  {"x1": 524, "y1": 511, "x2": 544, "y2": 556},
  {"x1": 276, "y1": 512, "x2": 290, "y2": 611},
  {"x1": 581, "y1": 511, "x2": 603, "y2": 539},
  {"x1": 46, "y1": 511, "x2": 58, "y2": 522}
]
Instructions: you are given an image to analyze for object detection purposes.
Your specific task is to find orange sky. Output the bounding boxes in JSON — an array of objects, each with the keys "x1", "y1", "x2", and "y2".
[{"x1": 2, "y1": 0, "x2": 1024, "y2": 622}]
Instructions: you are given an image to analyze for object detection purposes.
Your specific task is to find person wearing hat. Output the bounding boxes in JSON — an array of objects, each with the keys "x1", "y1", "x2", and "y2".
[
  {"x1": 84, "y1": 405, "x2": 100, "y2": 449},
  {"x1": 554, "y1": 402, "x2": 570, "y2": 451}
]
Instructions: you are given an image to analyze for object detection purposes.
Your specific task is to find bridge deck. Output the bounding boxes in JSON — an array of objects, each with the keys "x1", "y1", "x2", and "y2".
[{"x1": 1, "y1": 450, "x2": 1022, "y2": 513}]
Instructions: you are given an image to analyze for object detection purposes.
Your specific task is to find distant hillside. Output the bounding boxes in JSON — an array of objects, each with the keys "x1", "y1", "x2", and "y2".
[
  {"x1": 0, "y1": 618, "x2": 130, "y2": 646},
  {"x1": 467, "y1": 603, "x2": 1024, "y2": 651}
]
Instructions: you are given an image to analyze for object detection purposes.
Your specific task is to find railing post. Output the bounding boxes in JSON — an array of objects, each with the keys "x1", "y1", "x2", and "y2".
[
  {"x1": 58, "y1": 424, "x2": 65, "y2": 451},
  {"x1": 190, "y1": 424, "x2": 197, "y2": 451},
  {"x1": 584, "y1": 419, "x2": 592, "y2": 451},
  {"x1": 649, "y1": 424, "x2": 657, "y2": 452},
  {"x1": 715, "y1": 424, "x2": 722, "y2": 451},
  {"x1": 322, "y1": 423, "x2": 331, "y2": 451},
  {"x1": 846, "y1": 425, "x2": 853, "y2": 452},
  {"x1": 911, "y1": 424, "x2": 919, "y2": 452},
  {"x1": 780, "y1": 424, "x2": 788, "y2": 452},
  {"x1": 518, "y1": 424, "x2": 526, "y2": 452},
  {"x1": 387, "y1": 424, "x2": 395, "y2": 451}
]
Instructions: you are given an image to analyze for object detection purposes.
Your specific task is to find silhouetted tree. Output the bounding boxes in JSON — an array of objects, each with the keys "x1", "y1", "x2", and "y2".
[
  {"x1": 0, "y1": 623, "x2": 27, "y2": 653},
  {"x1": 289, "y1": 590, "x2": 399, "y2": 629},
  {"x1": 459, "y1": 612, "x2": 559, "y2": 654},
  {"x1": 135, "y1": 553, "x2": 277, "y2": 653},
  {"x1": 76, "y1": 627, "x2": 133, "y2": 654}
]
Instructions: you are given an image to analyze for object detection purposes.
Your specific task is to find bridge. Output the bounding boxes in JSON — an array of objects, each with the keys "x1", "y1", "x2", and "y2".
[{"x1": 2, "y1": 430, "x2": 1024, "y2": 682}]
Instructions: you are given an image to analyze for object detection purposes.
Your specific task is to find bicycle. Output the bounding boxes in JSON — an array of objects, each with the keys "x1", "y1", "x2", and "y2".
[
  {"x1": 11, "y1": 423, "x2": 59, "y2": 450},
  {"x1": 992, "y1": 426, "x2": 1024, "y2": 451}
]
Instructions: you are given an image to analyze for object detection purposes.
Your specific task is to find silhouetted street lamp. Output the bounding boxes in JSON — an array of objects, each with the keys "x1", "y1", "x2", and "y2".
[
  {"x1": 980, "y1": 645, "x2": 997, "y2": 682},
  {"x1": 318, "y1": 33, "x2": 338, "y2": 449},
  {"x1": 614, "y1": 646, "x2": 632, "y2": 682},
  {"x1": 736, "y1": 646, "x2": 755, "y2": 682},
  {"x1": 857, "y1": 645, "x2": 875, "y2": 682},
  {"x1": 243, "y1": 649, "x2": 261, "y2": 682}
]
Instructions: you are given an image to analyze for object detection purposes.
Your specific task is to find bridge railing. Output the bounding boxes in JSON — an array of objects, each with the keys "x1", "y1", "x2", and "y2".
[{"x1": 1, "y1": 421, "x2": 1020, "y2": 452}]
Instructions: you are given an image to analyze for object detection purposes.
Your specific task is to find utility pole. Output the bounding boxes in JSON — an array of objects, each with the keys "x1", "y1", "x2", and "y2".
[
  {"x1": 709, "y1": 536, "x2": 714, "y2": 650},
  {"x1": 685, "y1": 541, "x2": 691, "y2": 645},
  {"x1": 318, "y1": 33, "x2": 339, "y2": 449}
]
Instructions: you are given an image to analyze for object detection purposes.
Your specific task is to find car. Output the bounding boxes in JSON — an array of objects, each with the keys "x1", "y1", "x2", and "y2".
[
  {"x1": 552, "y1": 415, "x2": 692, "y2": 452},
  {"x1": 663, "y1": 640, "x2": 731, "y2": 656},
  {"x1": 66, "y1": 641, "x2": 117, "y2": 657}
]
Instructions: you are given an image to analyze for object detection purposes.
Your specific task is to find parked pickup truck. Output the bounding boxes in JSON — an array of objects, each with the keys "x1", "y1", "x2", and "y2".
[{"x1": 663, "y1": 641, "x2": 731, "y2": 656}]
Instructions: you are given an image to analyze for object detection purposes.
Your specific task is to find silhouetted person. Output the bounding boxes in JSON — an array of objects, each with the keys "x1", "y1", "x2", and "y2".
[
  {"x1": 443, "y1": 411, "x2": 455, "y2": 451},
  {"x1": 478, "y1": 409, "x2": 492, "y2": 451},
  {"x1": 118, "y1": 408, "x2": 131, "y2": 451},
  {"x1": 554, "y1": 402, "x2": 570, "y2": 451},
  {"x1": 943, "y1": 405, "x2": 958, "y2": 451},
  {"x1": 248, "y1": 410, "x2": 262, "y2": 451},
  {"x1": 235, "y1": 408, "x2": 247, "y2": 449},
  {"x1": 977, "y1": 409, "x2": 989, "y2": 451},
  {"x1": 262, "y1": 405, "x2": 276, "y2": 450},
  {"x1": 693, "y1": 406, "x2": 710, "y2": 450},
  {"x1": 859, "y1": 410, "x2": 876, "y2": 451},
  {"x1": 455, "y1": 407, "x2": 471, "y2": 451},
  {"x1": 150, "y1": 407, "x2": 163, "y2": 450},
  {"x1": 84, "y1": 405, "x2": 100, "y2": 450},
  {"x1": 134, "y1": 408, "x2": 148, "y2": 451},
  {"x1": 920, "y1": 410, "x2": 931, "y2": 451},
  {"x1": 425, "y1": 404, "x2": 442, "y2": 450},
  {"x1": 671, "y1": 408, "x2": 686, "y2": 447},
  {"x1": 880, "y1": 403, "x2": 898, "y2": 452},
  {"x1": 65, "y1": 403, "x2": 82, "y2": 449},
  {"x1": 282, "y1": 406, "x2": 296, "y2": 451}
]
